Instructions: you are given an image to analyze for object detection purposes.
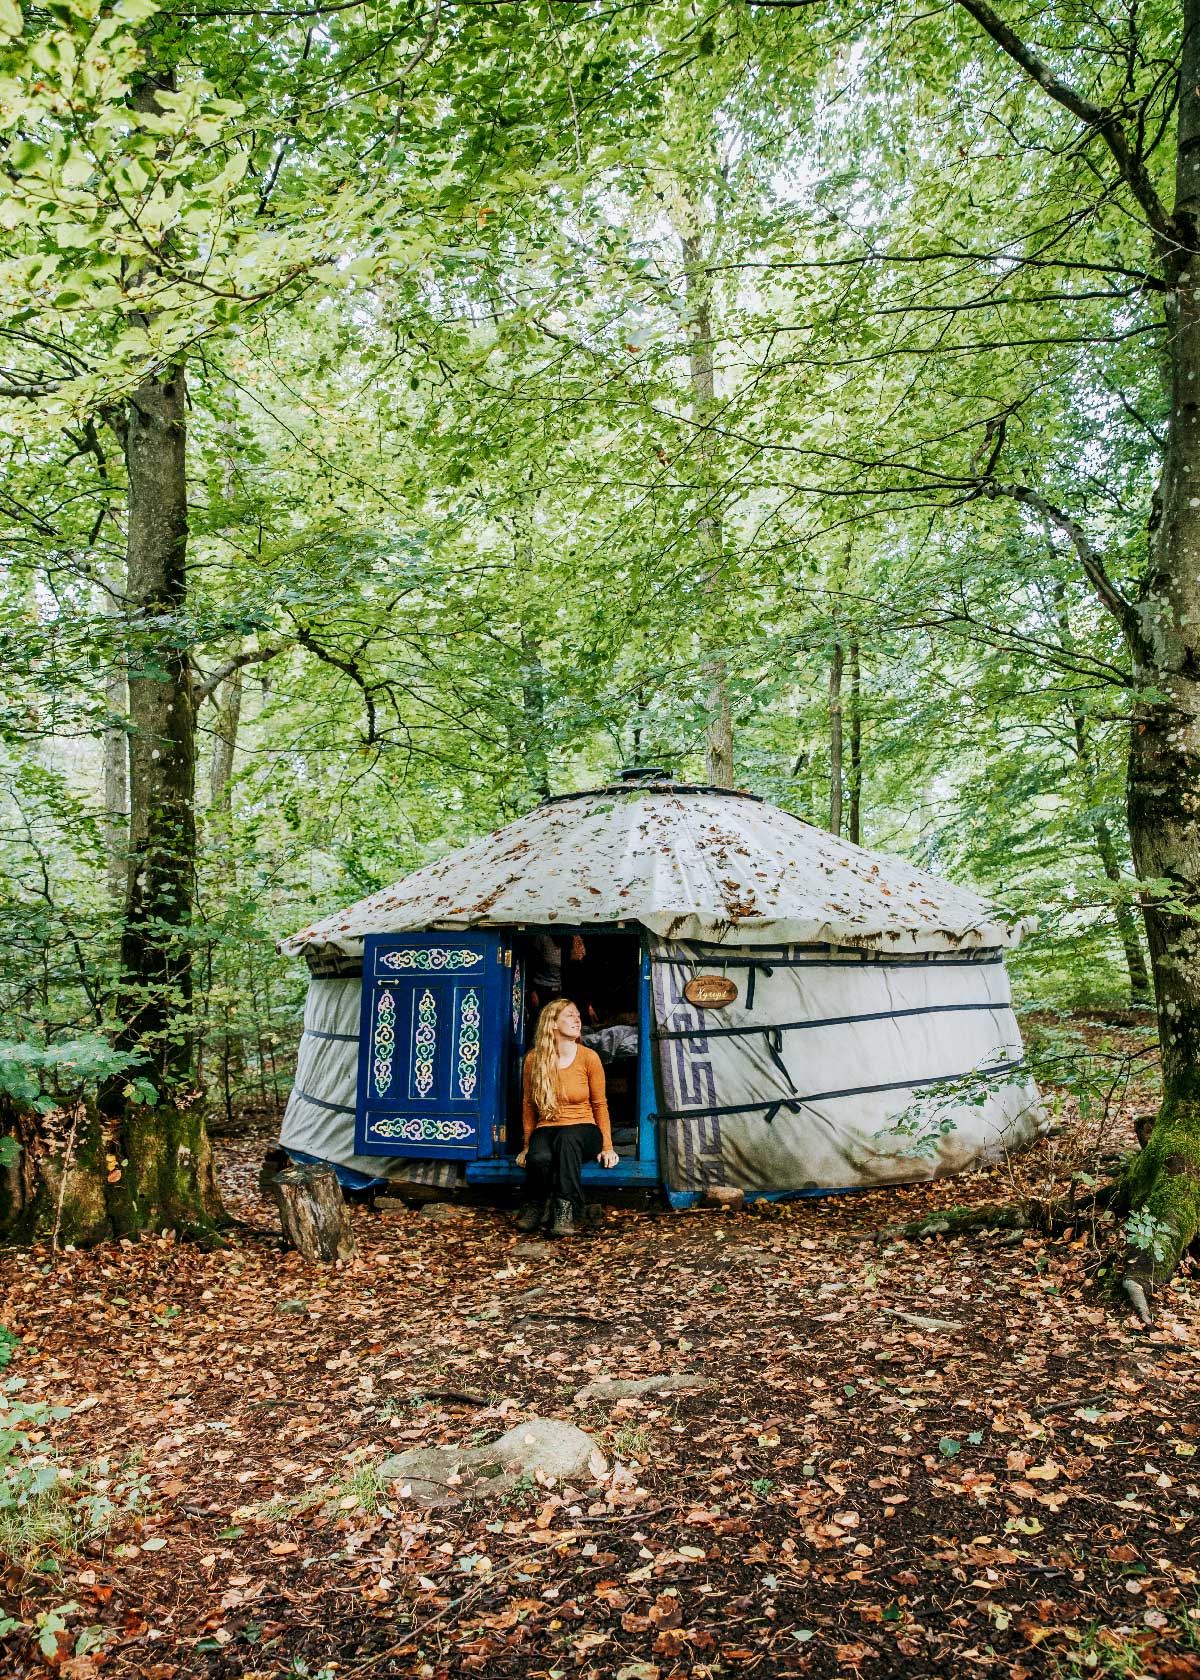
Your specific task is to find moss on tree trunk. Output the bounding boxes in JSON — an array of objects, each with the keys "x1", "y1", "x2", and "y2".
[
  {"x1": 0, "y1": 1099, "x2": 222, "y2": 1249},
  {"x1": 106, "y1": 1105, "x2": 221, "y2": 1237},
  {"x1": 1119, "y1": 1097, "x2": 1200, "y2": 1283}
]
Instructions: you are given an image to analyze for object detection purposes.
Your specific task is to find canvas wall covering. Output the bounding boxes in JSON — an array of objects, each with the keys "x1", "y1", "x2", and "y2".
[{"x1": 649, "y1": 938, "x2": 1041, "y2": 1192}]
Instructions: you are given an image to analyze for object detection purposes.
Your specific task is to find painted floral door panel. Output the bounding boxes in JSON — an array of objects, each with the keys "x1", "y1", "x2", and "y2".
[{"x1": 356, "y1": 934, "x2": 510, "y2": 1159}]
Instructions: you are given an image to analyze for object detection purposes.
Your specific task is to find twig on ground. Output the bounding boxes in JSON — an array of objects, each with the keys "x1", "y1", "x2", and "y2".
[{"x1": 411, "y1": 1388, "x2": 491, "y2": 1406}]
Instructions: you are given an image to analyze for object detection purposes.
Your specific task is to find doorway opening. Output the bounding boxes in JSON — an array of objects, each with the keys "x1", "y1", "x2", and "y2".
[{"x1": 510, "y1": 930, "x2": 644, "y2": 1159}]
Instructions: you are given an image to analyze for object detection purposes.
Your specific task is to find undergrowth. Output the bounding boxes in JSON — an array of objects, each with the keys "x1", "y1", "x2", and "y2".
[{"x1": 0, "y1": 1372, "x2": 155, "y2": 1663}]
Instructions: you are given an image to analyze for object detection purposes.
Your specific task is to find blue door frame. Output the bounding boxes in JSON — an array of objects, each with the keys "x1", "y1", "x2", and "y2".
[{"x1": 464, "y1": 936, "x2": 661, "y2": 1188}]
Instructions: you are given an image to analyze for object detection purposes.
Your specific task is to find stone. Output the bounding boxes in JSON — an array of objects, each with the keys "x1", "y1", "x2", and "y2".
[
  {"x1": 718, "y1": 1245, "x2": 771, "y2": 1266},
  {"x1": 380, "y1": 1416, "x2": 606, "y2": 1506},
  {"x1": 513, "y1": 1239, "x2": 555, "y2": 1259},
  {"x1": 702, "y1": 1186, "x2": 745, "y2": 1210},
  {"x1": 574, "y1": 1373, "x2": 712, "y2": 1404},
  {"x1": 419, "y1": 1202, "x2": 474, "y2": 1222}
]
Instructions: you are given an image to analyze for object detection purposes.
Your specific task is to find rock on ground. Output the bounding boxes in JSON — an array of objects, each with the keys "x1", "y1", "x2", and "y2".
[
  {"x1": 419, "y1": 1202, "x2": 475, "y2": 1222},
  {"x1": 380, "y1": 1416, "x2": 606, "y2": 1505},
  {"x1": 574, "y1": 1373, "x2": 712, "y2": 1403}
]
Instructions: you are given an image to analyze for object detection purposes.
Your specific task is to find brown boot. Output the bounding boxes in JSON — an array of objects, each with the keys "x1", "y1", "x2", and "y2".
[
  {"x1": 549, "y1": 1198, "x2": 575, "y2": 1238},
  {"x1": 515, "y1": 1202, "x2": 547, "y2": 1233}
]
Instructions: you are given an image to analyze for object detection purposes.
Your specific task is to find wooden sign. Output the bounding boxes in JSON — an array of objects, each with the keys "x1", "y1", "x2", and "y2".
[{"x1": 684, "y1": 974, "x2": 738, "y2": 1009}]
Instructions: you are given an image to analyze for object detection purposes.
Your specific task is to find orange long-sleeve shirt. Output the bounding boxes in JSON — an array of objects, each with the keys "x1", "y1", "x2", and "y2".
[{"x1": 522, "y1": 1045, "x2": 612, "y2": 1151}]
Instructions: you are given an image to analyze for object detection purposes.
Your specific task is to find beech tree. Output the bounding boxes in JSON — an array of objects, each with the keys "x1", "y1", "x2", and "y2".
[
  {"x1": 749, "y1": 0, "x2": 1193, "y2": 1284},
  {"x1": 0, "y1": 0, "x2": 587, "y2": 1237},
  {"x1": 926, "y1": 0, "x2": 1200, "y2": 1288}
]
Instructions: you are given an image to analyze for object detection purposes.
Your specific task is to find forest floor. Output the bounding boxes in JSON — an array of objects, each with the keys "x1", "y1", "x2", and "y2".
[{"x1": 1, "y1": 1018, "x2": 1198, "y2": 1680}]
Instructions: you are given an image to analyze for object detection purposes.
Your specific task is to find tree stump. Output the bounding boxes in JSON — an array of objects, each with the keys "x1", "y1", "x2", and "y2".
[{"x1": 270, "y1": 1163, "x2": 356, "y2": 1263}]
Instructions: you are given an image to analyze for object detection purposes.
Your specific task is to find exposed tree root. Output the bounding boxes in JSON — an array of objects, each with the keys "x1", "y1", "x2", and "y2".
[
  {"x1": 874, "y1": 1201, "x2": 1029, "y2": 1243},
  {"x1": 874, "y1": 1191, "x2": 1114, "y2": 1246},
  {"x1": 872, "y1": 1183, "x2": 1191, "y2": 1328},
  {"x1": 1122, "y1": 1276, "x2": 1154, "y2": 1327}
]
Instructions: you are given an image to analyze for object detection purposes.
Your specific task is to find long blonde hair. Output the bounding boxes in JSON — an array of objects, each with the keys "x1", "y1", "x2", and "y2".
[{"x1": 529, "y1": 998, "x2": 576, "y2": 1123}]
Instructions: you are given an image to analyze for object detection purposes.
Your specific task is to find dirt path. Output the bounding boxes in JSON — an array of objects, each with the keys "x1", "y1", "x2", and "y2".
[{"x1": 1, "y1": 1122, "x2": 1197, "y2": 1679}]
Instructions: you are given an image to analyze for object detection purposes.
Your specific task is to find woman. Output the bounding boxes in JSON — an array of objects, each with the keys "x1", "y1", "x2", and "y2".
[{"x1": 515, "y1": 998, "x2": 619, "y2": 1237}]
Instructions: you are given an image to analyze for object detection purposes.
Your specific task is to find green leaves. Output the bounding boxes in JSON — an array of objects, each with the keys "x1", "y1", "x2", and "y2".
[
  {"x1": 1125, "y1": 1209, "x2": 1175, "y2": 1264},
  {"x1": 0, "y1": 1041, "x2": 142, "y2": 1113}
]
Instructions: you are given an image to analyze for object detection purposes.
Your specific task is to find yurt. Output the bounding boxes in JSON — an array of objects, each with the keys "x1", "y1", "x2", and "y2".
[{"x1": 276, "y1": 771, "x2": 1041, "y2": 1207}]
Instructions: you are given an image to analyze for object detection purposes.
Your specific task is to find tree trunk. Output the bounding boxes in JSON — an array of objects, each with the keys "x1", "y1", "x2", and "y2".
[
  {"x1": 0, "y1": 63, "x2": 222, "y2": 1246},
  {"x1": 956, "y1": 0, "x2": 1200, "y2": 1291},
  {"x1": 1053, "y1": 585, "x2": 1150, "y2": 1006},
  {"x1": 1077, "y1": 739, "x2": 1152, "y2": 1009},
  {"x1": 705, "y1": 657, "x2": 734, "y2": 789},
  {"x1": 0, "y1": 1100, "x2": 221, "y2": 1247},
  {"x1": 519, "y1": 624, "x2": 552, "y2": 801},
  {"x1": 513, "y1": 486, "x2": 552, "y2": 801},
  {"x1": 114, "y1": 359, "x2": 197, "y2": 1093},
  {"x1": 209, "y1": 666, "x2": 242, "y2": 816},
  {"x1": 100, "y1": 562, "x2": 129, "y2": 905},
  {"x1": 1121, "y1": 0, "x2": 1200, "y2": 1282},
  {"x1": 207, "y1": 664, "x2": 246, "y2": 1113},
  {"x1": 682, "y1": 229, "x2": 735, "y2": 789},
  {"x1": 1091, "y1": 807, "x2": 1153, "y2": 1007},
  {"x1": 91, "y1": 64, "x2": 221, "y2": 1233},
  {"x1": 93, "y1": 352, "x2": 222, "y2": 1232},
  {"x1": 847, "y1": 641, "x2": 862, "y2": 845},
  {"x1": 1065, "y1": 703, "x2": 1150, "y2": 1006},
  {"x1": 828, "y1": 641, "x2": 844, "y2": 837}
]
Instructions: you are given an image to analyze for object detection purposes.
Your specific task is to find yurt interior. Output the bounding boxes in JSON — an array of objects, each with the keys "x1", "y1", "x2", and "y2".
[{"x1": 513, "y1": 928, "x2": 644, "y2": 1149}]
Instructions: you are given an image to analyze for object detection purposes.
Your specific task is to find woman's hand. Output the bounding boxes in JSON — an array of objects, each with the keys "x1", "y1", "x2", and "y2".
[
  {"x1": 515, "y1": 1149, "x2": 528, "y2": 1168},
  {"x1": 598, "y1": 1149, "x2": 619, "y2": 1169}
]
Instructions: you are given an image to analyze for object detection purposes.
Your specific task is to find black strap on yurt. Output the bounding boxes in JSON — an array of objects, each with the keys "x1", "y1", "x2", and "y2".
[
  {"x1": 652, "y1": 1000, "x2": 1010, "y2": 1042},
  {"x1": 301, "y1": 1027, "x2": 359, "y2": 1044},
  {"x1": 651, "y1": 1056, "x2": 1027, "y2": 1126},
  {"x1": 765, "y1": 1026, "x2": 796, "y2": 1091},
  {"x1": 651, "y1": 950, "x2": 1005, "y2": 970},
  {"x1": 293, "y1": 1089, "x2": 356, "y2": 1116}
]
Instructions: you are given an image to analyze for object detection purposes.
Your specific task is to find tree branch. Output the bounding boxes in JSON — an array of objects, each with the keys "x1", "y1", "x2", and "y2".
[
  {"x1": 194, "y1": 642, "x2": 290, "y2": 705},
  {"x1": 291, "y1": 621, "x2": 379, "y2": 743},
  {"x1": 953, "y1": 0, "x2": 1174, "y2": 243},
  {"x1": 983, "y1": 479, "x2": 1136, "y2": 640}
]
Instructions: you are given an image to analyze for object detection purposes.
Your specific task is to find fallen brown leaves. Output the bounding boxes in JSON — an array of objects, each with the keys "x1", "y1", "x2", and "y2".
[{"x1": 0, "y1": 1108, "x2": 1196, "y2": 1680}]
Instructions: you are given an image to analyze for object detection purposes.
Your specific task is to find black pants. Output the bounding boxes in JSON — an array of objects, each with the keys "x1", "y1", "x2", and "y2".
[{"x1": 525, "y1": 1124, "x2": 601, "y2": 1209}]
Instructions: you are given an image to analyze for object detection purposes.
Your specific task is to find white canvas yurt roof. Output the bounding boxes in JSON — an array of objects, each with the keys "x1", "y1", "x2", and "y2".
[{"x1": 280, "y1": 775, "x2": 1033, "y2": 959}]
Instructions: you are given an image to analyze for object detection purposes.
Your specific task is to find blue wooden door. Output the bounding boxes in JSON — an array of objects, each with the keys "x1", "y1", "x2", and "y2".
[{"x1": 356, "y1": 933, "x2": 512, "y2": 1159}]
